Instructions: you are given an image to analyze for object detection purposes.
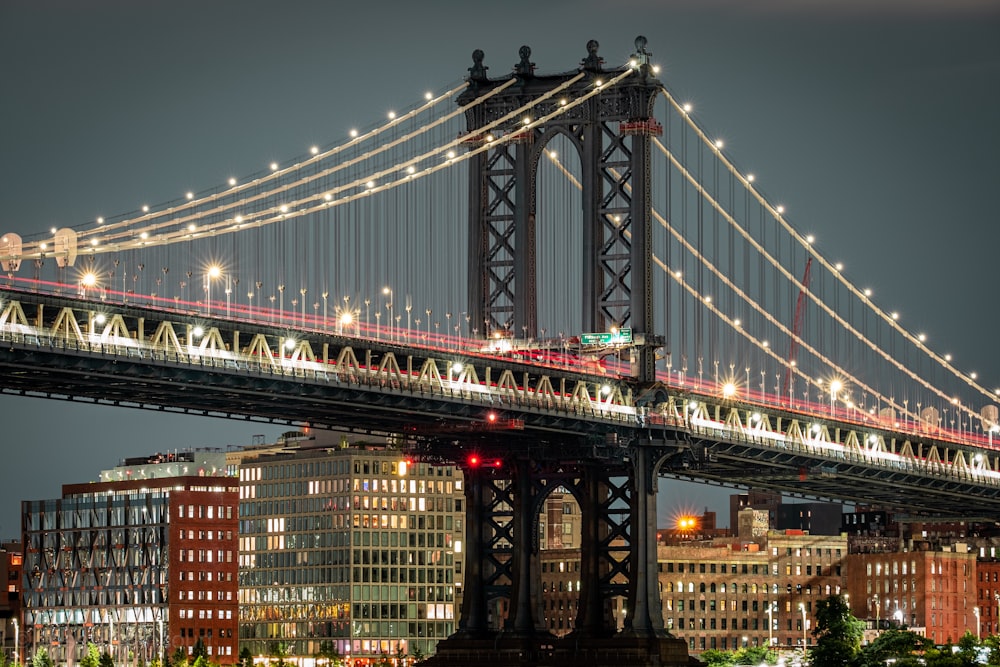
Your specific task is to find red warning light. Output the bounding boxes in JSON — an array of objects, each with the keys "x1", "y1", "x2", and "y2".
[
  {"x1": 487, "y1": 412, "x2": 497, "y2": 423},
  {"x1": 468, "y1": 455, "x2": 480, "y2": 467}
]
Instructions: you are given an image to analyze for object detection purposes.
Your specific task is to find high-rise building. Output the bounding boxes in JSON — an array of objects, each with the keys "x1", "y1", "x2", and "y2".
[
  {"x1": 234, "y1": 437, "x2": 464, "y2": 664},
  {"x1": 21, "y1": 452, "x2": 239, "y2": 665}
]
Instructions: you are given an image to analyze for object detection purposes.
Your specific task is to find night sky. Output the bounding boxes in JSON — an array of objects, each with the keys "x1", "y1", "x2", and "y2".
[{"x1": 1, "y1": 0, "x2": 998, "y2": 537}]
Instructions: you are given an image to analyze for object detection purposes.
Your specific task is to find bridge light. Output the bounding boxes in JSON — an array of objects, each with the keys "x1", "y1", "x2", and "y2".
[
  {"x1": 387, "y1": 111, "x2": 396, "y2": 119},
  {"x1": 96, "y1": 216, "x2": 105, "y2": 225},
  {"x1": 228, "y1": 177, "x2": 237, "y2": 187},
  {"x1": 270, "y1": 162, "x2": 279, "y2": 171},
  {"x1": 451, "y1": 362, "x2": 463, "y2": 374},
  {"x1": 468, "y1": 455, "x2": 480, "y2": 467},
  {"x1": 601, "y1": 385, "x2": 612, "y2": 396},
  {"x1": 750, "y1": 413, "x2": 761, "y2": 424},
  {"x1": 835, "y1": 262, "x2": 843, "y2": 271},
  {"x1": 81, "y1": 272, "x2": 97, "y2": 288},
  {"x1": 722, "y1": 382, "x2": 736, "y2": 398},
  {"x1": 90, "y1": 238, "x2": 99, "y2": 246},
  {"x1": 284, "y1": 339, "x2": 296, "y2": 350},
  {"x1": 186, "y1": 191, "x2": 194, "y2": 200},
  {"x1": 918, "y1": 333, "x2": 926, "y2": 342},
  {"x1": 733, "y1": 318, "x2": 741, "y2": 327},
  {"x1": 207, "y1": 265, "x2": 222, "y2": 280},
  {"x1": 863, "y1": 288, "x2": 872, "y2": 297},
  {"x1": 487, "y1": 412, "x2": 497, "y2": 423},
  {"x1": 682, "y1": 103, "x2": 692, "y2": 113},
  {"x1": 806, "y1": 234, "x2": 814, "y2": 244},
  {"x1": 425, "y1": 91, "x2": 433, "y2": 101},
  {"x1": 94, "y1": 314, "x2": 106, "y2": 325},
  {"x1": 891, "y1": 312, "x2": 899, "y2": 320},
  {"x1": 141, "y1": 205, "x2": 149, "y2": 213},
  {"x1": 310, "y1": 146, "x2": 319, "y2": 155},
  {"x1": 191, "y1": 326, "x2": 204, "y2": 338},
  {"x1": 776, "y1": 205, "x2": 785, "y2": 214},
  {"x1": 349, "y1": 129, "x2": 358, "y2": 138},
  {"x1": 746, "y1": 173, "x2": 755, "y2": 183}
]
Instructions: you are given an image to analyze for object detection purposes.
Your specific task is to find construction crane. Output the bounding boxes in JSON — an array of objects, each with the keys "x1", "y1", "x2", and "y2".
[{"x1": 782, "y1": 257, "x2": 812, "y2": 405}]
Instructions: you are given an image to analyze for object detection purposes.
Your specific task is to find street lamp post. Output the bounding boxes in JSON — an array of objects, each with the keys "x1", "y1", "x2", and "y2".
[
  {"x1": 383, "y1": 286, "x2": 393, "y2": 340},
  {"x1": 13, "y1": 617, "x2": 18, "y2": 667},
  {"x1": 766, "y1": 601, "x2": 776, "y2": 647},
  {"x1": 974, "y1": 607, "x2": 980, "y2": 639},
  {"x1": 799, "y1": 602, "x2": 807, "y2": 648},
  {"x1": 873, "y1": 594, "x2": 880, "y2": 629}
]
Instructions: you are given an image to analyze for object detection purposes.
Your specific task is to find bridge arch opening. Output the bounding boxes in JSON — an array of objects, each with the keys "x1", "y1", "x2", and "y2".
[{"x1": 534, "y1": 130, "x2": 585, "y2": 344}]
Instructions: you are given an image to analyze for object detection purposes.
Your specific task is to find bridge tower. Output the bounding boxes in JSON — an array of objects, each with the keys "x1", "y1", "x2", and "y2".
[
  {"x1": 462, "y1": 36, "x2": 663, "y2": 384},
  {"x1": 426, "y1": 38, "x2": 692, "y2": 667}
]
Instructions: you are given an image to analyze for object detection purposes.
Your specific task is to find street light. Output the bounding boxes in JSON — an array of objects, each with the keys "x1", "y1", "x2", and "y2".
[
  {"x1": 829, "y1": 379, "x2": 842, "y2": 416},
  {"x1": 383, "y1": 286, "x2": 393, "y2": 340},
  {"x1": 205, "y1": 265, "x2": 222, "y2": 314},
  {"x1": 766, "y1": 601, "x2": 777, "y2": 647},
  {"x1": 799, "y1": 602, "x2": 807, "y2": 648}
]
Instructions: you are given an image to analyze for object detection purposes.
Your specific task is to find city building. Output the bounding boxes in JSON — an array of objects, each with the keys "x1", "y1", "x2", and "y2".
[
  {"x1": 1, "y1": 540, "x2": 22, "y2": 663},
  {"x1": 729, "y1": 489, "x2": 781, "y2": 532},
  {"x1": 845, "y1": 543, "x2": 976, "y2": 644},
  {"x1": 234, "y1": 434, "x2": 464, "y2": 664},
  {"x1": 20, "y1": 451, "x2": 239, "y2": 665},
  {"x1": 659, "y1": 528, "x2": 847, "y2": 656},
  {"x1": 776, "y1": 502, "x2": 843, "y2": 536}
]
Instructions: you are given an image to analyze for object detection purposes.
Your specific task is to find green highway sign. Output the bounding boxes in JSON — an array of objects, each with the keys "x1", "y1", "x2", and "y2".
[{"x1": 580, "y1": 328, "x2": 632, "y2": 346}]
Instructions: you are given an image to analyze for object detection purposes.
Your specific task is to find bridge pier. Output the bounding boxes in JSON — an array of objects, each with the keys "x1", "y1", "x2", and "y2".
[{"x1": 423, "y1": 441, "x2": 694, "y2": 667}]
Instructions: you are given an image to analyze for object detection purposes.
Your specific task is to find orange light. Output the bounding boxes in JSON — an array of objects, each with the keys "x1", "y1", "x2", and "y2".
[{"x1": 487, "y1": 412, "x2": 497, "y2": 422}]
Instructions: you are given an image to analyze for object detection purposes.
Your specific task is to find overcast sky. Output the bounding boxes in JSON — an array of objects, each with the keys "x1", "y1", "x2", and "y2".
[{"x1": 1, "y1": 1, "x2": 999, "y2": 537}]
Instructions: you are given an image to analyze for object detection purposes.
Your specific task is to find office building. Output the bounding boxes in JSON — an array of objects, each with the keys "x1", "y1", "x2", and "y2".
[
  {"x1": 235, "y1": 437, "x2": 464, "y2": 664},
  {"x1": 21, "y1": 452, "x2": 239, "y2": 665}
]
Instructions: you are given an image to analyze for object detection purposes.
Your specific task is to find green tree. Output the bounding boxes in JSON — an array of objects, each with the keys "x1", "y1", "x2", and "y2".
[
  {"x1": 313, "y1": 641, "x2": 342, "y2": 667},
  {"x1": 191, "y1": 638, "x2": 208, "y2": 663},
  {"x1": 732, "y1": 646, "x2": 777, "y2": 664},
  {"x1": 239, "y1": 647, "x2": 254, "y2": 667},
  {"x1": 854, "y1": 628, "x2": 932, "y2": 667},
  {"x1": 31, "y1": 648, "x2": 53, "y2": 667},
  {"x1": 808, "y1": 595, "x2": 865, "y2": 667},
  {"x1": 171, "y1": 647, "x2": 188, "y2": 667},
  {"x1": 80, "y1": 643, "x2": 102, "y2": 667},
  {"x1": 698, "y1": 649, "x2": 735, "y2": 666},
  {"x1": 268, "y1": 642, "x2": 290, "y2": 667},
  {"x1": 99, "y1": 650, "x2": 115, "y2": 667}
]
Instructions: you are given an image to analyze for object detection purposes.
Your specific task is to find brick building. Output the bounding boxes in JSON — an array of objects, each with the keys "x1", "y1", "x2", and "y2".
[
  {"x1": 21, "y1": 453, "x2": 239, "y2": 665},
  {"x1": 845, "y1": 544, "x2": 977, "y2": 644}
]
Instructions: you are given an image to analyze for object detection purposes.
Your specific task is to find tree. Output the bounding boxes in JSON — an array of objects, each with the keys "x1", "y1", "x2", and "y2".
[
  {"x1": 313, "y1": 641, "x2": 342, "y2": 667},
  {"x1": 191, "y1": 639, "x2": 208, "y2": 664},
  {"x1": 733, "y1": 646, "x2": 777, "y2": 665},
  {"x1": 808, "y1": 595, "x2": 865, "y2": 667},
  {"x1": 99, "y1": 650, "x2": 114, "y2": 667},
  {"x1": 80, "y1": 643, "x2": 102, "y2": 667},
  {"x1": 171, "y1": 647, "x2": 188, "y2": 667},
  {"x1": 697, "y1": 649, "x2": 734, "y2": 666},
  {"x1": 268, "y1": 642, "x2": 290, "y2": 667},
  {"x1": 854, "y1": 628, "x2": 932, "y2": 667},
  {"x1": 239, "y1": 647, "x2": 254, "y2": 667},
  {"x1": 31, "y1": 648, "x2": 53, "y2": 667}
]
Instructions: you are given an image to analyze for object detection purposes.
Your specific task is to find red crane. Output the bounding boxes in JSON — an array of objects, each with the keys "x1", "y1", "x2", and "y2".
[{"x1": 782, "y1": 257, "x2": 812, "y2": 405}]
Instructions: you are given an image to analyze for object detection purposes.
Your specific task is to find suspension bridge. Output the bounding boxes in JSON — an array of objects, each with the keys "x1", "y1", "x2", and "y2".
[{"x1": 1, "y1": 36, "x2": 996, "y2": 666}]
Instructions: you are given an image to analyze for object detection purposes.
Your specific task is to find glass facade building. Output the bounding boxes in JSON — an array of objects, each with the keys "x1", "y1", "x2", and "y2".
[{"x1": 236, "y1": 443, "x2": 464, "y2": 664}]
